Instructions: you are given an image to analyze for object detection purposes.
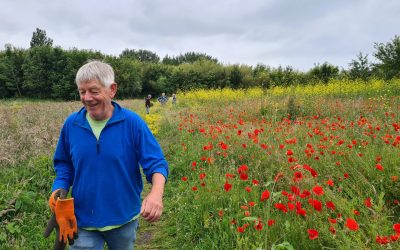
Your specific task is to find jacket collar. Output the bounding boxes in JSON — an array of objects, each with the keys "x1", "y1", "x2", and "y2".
[{"x1": 73, "y1": 101, "x2": 125, "y2": 128}]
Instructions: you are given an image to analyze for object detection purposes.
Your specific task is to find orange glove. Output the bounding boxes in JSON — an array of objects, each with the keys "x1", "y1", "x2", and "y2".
[
  {"x1": 48, "y1": 189, "x2": 68, "y2": 213},
  {"x1": 55, "y1": 198, "x2": 78, "y2": 245}
]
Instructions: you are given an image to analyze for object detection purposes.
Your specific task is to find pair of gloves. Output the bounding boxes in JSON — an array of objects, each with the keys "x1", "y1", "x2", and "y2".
[{"x1": 44, "y1": 189, "x2": 78, "y2": 249}]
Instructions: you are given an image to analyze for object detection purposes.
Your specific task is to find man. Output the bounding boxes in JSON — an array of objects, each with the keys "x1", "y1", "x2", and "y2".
[
  {"x1": 145, "y1": 94, "x2": 152, "y2": 114},
  {"x1": 46, "y1": 60, "x2": 168, "y2": 249},
  {"x1": 157, "y1": 93, "x2": 168, "y2": 105}
]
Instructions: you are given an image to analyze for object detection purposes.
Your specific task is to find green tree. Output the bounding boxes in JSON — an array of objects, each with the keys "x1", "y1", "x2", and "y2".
[
  {"x1": 107, "y1": 57, "x2": 142, "y2": 98},
  {"x1": 51, "y1": 48, "x2": 103, "y2": 100},
  {"x1": 308, "y1": 62, "x2": 339, "y2": 83},
  {"x1": 22, "y1": 46, "x2": 55, "y2": 98},
  {"x1": 30, "y1": 28, "x2": 53, "y2": 48},
  {"x1": 373, "y1": 35, "x2": 400, "y2": 79},
  {"x1": 348, "y1": 52, "x2": 371, "y2": 81},
  {"x1": 162, "y1": 52, "x2": 218, "y2": 65},
  {"x1": 228, "y1": 65, "x2": 243, "y2": 89},
  {"x1": 0, "y1": 44, "x2": 26, "y2": 97},
  {"x1": 120, "y1": 49, "x2": 160, "y2": 63}
]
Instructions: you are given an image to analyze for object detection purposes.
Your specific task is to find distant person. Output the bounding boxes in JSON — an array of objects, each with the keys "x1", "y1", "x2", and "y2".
[
  {"x1": 172, "y1": 93, "x2": 177, "y2": 105},
  {"x1": 145, "y1": 94, "x2": 152, "y2": 114},
  {"x1": 45, "y1": 60, "x2": 169, "y2": 249},
  {"x1": 157, "y1": 93, "x2": 168, "y2": 106}
]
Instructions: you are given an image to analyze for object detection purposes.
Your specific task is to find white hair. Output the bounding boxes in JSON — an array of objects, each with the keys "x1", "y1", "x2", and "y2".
[{"x1": 75, "y1": 60, "x2": 115, "y2": 87}]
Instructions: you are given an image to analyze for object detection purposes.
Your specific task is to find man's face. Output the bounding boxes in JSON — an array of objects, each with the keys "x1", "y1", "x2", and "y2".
[{"x1": 78, "y1": 79, "x2": 117, "y2": 121}]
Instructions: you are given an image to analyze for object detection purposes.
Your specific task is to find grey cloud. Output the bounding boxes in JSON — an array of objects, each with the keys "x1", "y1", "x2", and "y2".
[{"x1": 0, "y1": 0, "x2": 399, "y2": 70}]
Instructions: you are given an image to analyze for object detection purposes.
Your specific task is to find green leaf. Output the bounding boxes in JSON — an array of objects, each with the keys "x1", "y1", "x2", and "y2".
[
  {"x1": 284, "y1": 220, "x2": 290, "y2": 230},
  {"x1": 0, "y1": 231, "x2": 7, "y2": 242},
  {"x1": 272, "y1": 241, "x2": 295, "y2": 250},
  {"x1": 241, "y1": 216, "x2": 258, "y2": 221}
]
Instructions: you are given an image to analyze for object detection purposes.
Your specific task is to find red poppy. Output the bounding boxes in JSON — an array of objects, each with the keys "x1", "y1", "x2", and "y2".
[
  {"x1": 328, "y1": 218, "x2": 337, "y2": 224},
  {"x1": 203, "y1": 143, "x2": 213, "y2": 150},
  {"x1": 326, "y1": 201, "x2": 335, "y2": 210},
  {"x1": 311, "y1": 199, "x2": 322, "y2": 211},
  {"x1": 300, "y1": 189, "x2": 311, "y2": 198},
  {"x1": 237, "y1": 226, "x2": 245, "y2": 233},
  {"x1": 268, "y1": 220, "x2": 275, "y2": 226},
  {"x1": 296, "y1": 208, "x2": 306, "y2": 216},
  {"x1": 248, "y1": 201, "x2": 256, "y2": 207},
  {"x1": 224, "y1": 182, "x2": 232, "y2": 192},
  {"x1": 329, "y1": 226, "x2": 336, "y2": 234},
  {"x1": 245, "y1": 186, "x2": 252, "y2": 192},
  {"x1": 218, "y1": 141, "x2": 229, "y2": 150},
  {"x1": 293, "y1": 171, "x2": 303, "y2": 182},
  {"x1": 312, "y1": 186, "x2": 324, "y2": 196},
  {"x1": 254, "y1": 220, "x2": 263, "y2": 231},
  {"x1": 252, "y1": 179, "x2": 259, "y2": 185},
  {"x1": 291, "y1": 186, "x2": 301, "y2": 195},
  {"x1": 375, "y1": 236, "x2": 390, "y2": 245},
  {"x1": 287, "y1": 202, "x2": 295, "y2": 211},
  {"x1": 192, "y1": 186, "x2": 198, "y2": 191},
  {"x1": 376, "y1": 164, "x2": 384, "y2": 171},
  {"x1": 345, "y1": 218, "x2": 359, "y2": 231},
  {"x1": 286, "y1": 149, "x2": 293, "y2": 156},
  {"x1": 364, "y1": 197, "x2": 372, "y2": 208},
  {"x1": 307, "y1": 229, "x2": 319, "y2": 240},
  {"x1": 391, "y1": 234, "x2": 399, "y2": 241},
  {"x1": 394, "y1": 223, "x2": 400, "y2": 234},
  {"x1": 237, "y1": 164, "x2": 248, "y2": 174},
  {"x1": 326, "y1": 179, "x2": 334, "y2": 186},
  {"x1": 303, "y1": 164, "x2": 318, "y2": 177},
  {"x1": 181, "y1": 176, "x2": 188, "y2": 181},
  {"x1": 218, "y1": 210, "x2": 224, "y2": 217},
  {"x1": 275, "y1": 203, "x2": 288, "y2": 213},
  {"x1": 199, "y1": 173, "x2": 206, "y2": 180},
  {"x1": 261, "y1": 190, "x2": 270, "y2": 201},
  {"x1": 240, "y1": 173, "x2": 248, "y2": 181},
  {"x1": 225, "y1": 173, "x2": 235, "y2": 178}
]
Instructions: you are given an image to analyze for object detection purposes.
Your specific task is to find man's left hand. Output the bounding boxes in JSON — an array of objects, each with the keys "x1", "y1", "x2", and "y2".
[{"x1": 140, "y1": 191, "x2": 163, "y2": 222}]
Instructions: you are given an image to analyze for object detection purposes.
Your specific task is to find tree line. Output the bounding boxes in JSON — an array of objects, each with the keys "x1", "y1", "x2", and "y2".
[{"x1": 0, "y1": 28, "x2": 399, "y2": 100}]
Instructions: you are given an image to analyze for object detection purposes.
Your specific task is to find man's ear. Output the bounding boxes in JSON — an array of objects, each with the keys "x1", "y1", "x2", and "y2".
[{"x1": 109, "y1": 83, "x2": 117, "y2": 98}]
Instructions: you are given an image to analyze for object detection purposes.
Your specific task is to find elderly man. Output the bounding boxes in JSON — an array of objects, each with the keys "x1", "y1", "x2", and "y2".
[{"x1": 45, "y1": 60, "x2": 168, "y2": 250}]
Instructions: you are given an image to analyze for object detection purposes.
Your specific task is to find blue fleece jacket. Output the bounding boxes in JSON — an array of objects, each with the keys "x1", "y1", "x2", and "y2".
[{"x1": 52, "y1": 101, "x2": 169, "y2": 228}]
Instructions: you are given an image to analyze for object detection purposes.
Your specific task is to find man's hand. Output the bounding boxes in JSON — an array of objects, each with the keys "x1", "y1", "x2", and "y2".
[
  {"x1": 48, "y1": 189, "x2": 68, "y2": 212},
  {"x1": 43, "y1": 214, "x2": 67, "y2": 250},
  {"x1": 140, "y1": 173, "x2": 166, "y2": 222},
  {"x1": 44, "y1": 188, "x2": 77, "y2": 249},
  {"x1": 55, "y1": 198, "x2": 78, "y2": 245}
]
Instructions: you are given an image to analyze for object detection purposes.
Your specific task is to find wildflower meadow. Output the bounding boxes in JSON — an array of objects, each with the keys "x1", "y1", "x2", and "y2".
[{"x1": 0, "y1": 79, "x2": 399, "y2": 249}]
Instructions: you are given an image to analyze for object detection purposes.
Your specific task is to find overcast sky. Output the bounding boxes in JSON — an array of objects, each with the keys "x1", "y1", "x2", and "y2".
[{"x1": 0, "y1": 0, "x2": 399, "y2": 71}]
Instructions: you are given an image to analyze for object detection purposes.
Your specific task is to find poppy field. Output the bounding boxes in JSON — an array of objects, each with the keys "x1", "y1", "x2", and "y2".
[
  {"x1": 157, "y1": 82, "x2": 400, "y2": 249},
  {"x1": 0, "y1": 79, "x2": 399, "y2": 249}
]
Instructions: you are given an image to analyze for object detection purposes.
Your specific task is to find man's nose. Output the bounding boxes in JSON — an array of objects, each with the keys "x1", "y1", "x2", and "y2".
[{"x1": 82, "y1": 92, "x2": 93, "y2": 101}]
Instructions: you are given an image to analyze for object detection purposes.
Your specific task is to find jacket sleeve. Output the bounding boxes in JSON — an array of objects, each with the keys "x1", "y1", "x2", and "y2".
[
  {"x1": 135, "y1": 117, "x2": 169, "y2": 183},
  {"x1": 52, "y1": 122, "x2": 74, "y2": 192}
]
